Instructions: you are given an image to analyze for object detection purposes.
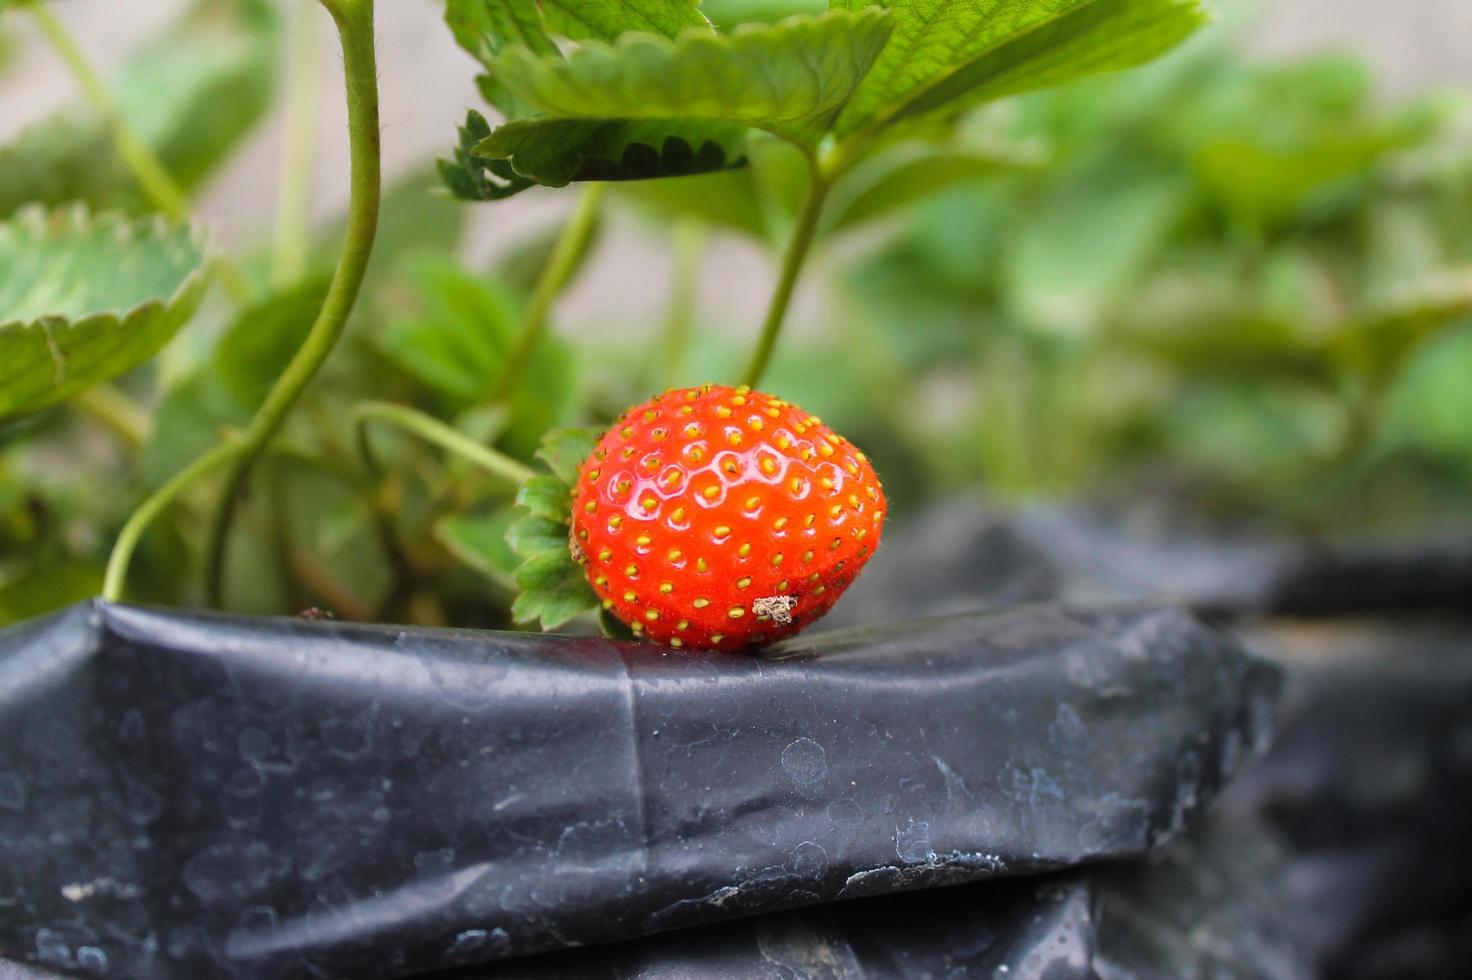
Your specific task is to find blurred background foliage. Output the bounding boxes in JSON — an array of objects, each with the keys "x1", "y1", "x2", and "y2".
[{"x1": 2, "y1": 0, "x2": 1470, "y2": 628}]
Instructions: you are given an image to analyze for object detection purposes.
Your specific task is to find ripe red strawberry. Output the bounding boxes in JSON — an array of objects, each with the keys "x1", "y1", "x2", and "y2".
[{"x1": 570, "y1": 384, "x2": 885, "y2": 651}]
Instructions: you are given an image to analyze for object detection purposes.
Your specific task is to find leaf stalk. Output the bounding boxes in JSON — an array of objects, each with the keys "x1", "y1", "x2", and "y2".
[
  {"x1": 102, "y1": 439, "x2": 247, "y2": 602},
  {"x1": 352, "y1": 401, "x2": 536, "y2": 487},
  {"x1": 491, "y1": 182, "x2": 606, "y2": 402},
  {"x1": 271, "y1": 1, "x2": 324, "y2": 289},
  {"x1": 741, "y1": 166, "x2": 831, "y2": 388},
  {"x1": 202, "y1": 0, "x2": 382, "y2": 606}
]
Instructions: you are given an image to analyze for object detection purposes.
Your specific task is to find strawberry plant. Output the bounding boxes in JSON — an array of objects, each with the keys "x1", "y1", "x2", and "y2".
[
  {"x1": 14, "y1": 0, "x2": 1463, "y2": 636},
  {"x1": 844, "y1": 36, "x2": 1472, "y2": 528},
  {"x1": 0, "y1": 0, "x2": 1215, "y2": 642}
]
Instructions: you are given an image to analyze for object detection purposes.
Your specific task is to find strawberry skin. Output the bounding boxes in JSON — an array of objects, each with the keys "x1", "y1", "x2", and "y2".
[{"x1": 571, "y1": 384, "x2": 885, "y2": 651}]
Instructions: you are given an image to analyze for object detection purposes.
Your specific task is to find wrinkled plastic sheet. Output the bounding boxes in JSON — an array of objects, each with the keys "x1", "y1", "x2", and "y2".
[
  {"x1": 1094, "y1": 621, "x2": 1472, "y2": 980},
  {"x1": 0, "y1": 600, "x2": 1276, "y2": 979},
  {"x1": 3, "y1": 875, "x2": 1100, "y2": 980},
  {"x1": 829, "y1": 498, "x2": 1472, "y2": 625},
  {"x1": 448, "y1": 874, "x2": 1099, "y2": 979},
  {"x1": 466, "y1": 622, "x2": 1472, "y2": 980},
  {"x1": 1215, "y1": 621, "x2": 1472, "y2": 979}
]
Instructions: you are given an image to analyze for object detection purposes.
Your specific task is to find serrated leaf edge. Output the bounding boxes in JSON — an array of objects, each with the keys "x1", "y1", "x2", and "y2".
[
  {"x1": 486, "y1": 9, "x2": 893, "y2": 142},
  {"x1": 0, "y1": 204, "x2": 212, "y2": 415},
  {"x1": 0, "y1": 202, "x2": 213, "y2": 332},
  {"x1": 838, "y1": 0, "x2": 1208, "y2": 138}
]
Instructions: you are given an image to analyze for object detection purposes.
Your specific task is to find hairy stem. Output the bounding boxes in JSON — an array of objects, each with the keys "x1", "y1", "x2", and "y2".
[
  {"x1": 742, "y1": 169, "x2": 830, "y2": 389},
  {"x1": 24, "y1": 0, "x2": 254, "y2": 305},
  {"x1": 353, "y1": 402, "x2": 535, "y2": 487},
  {"x1": 271, "y1": 1, "x2": 324, "y2": 289},
  {"x1": 102, "y1": 440, "x2": 246, "y2": 602},
  {"x1": 203, "y1": 0, "x2": 382, "y2": 606},
  {"x1": 491, "y1": 183, "x2": 606, "y2": 402}
]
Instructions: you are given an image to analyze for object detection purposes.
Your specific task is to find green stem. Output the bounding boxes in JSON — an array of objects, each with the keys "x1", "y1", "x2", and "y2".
[
  {"x1": 102, "y1": 440, "x2": 247, "y2": 602},
  {"x1": 656, "y1": 219, "x2": 705, "y2": 390},
  {"x1": 203, "y1": 0, "x2": 382, "y2": 606},
  {"x1": 490, "y1": 183, "x2": 606, "y2": 402},
  {"x1": 352, "y1": 402, "x2": 535, "y2": 486},
  {"x1": 73, "y1": 384, "x2": 148, "y2": 449},
  {"x1": 24, "y1": 0, "x2": 254, "y2": 306},
  {"x1": 741, "y1": 167, "x2": 831, "y2": 389},
  {"x1": 271, "y1": 1, "x2": 323, "y2": 289}
]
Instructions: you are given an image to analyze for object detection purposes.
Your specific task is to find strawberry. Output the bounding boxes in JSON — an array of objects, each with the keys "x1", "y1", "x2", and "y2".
[{"x1": 570, "y1": 384, "x2": 885, "y2": 651}]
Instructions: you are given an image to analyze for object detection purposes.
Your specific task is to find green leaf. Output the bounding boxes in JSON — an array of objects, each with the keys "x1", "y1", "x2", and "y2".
[
  {"x1": 1191, "y1": 127, "x2": 1420, "y2": 232},
  {"x1": 484, "y1": 10, "x2": 893, "y2": 147},
  {"x1": 0, "y1": 0, "x2": 280, "y2": 219},
  {"x1": 139, "y1": 368, "x2": 250, "y2": 489},
  {"x1": 511, "y1": 548, "x2": 598, "y2": 630},
  {"x1": 446, "y1": 0, "x2": 711, "y2": 122},
  {"x1": 834, "y1": 0, "x2": 1205, "y2": 136},
  {"x1": 435, "y1": 509, "x2": 521, "y2": 588},
  {"x1": 474, "y1": 117, "x2": 749, "y2": 188},
  {"x1": 0, "y1": 207, "x2": 209, "y2": 418},
  {"x1": 540, "y1": 0, "x2": 711, "y2": 42},
  {"x1": 823, "y1": 146, "x2": 1026, "y2": 234},
  {"x1": 1005, "y1": 154, "x2": 1187, "y2": 333},
  {"x1": 214, "y1": 278, "x2": 330, "y2": 405},
  {"x1": 439, "y1": 110, "x2": 537, "y2": 201},
  {"x1": 500, "y1": 426, "x2": 606, "y2": 630},
  {"x1": 599, "y1": 605, "x2": 638, "y2": 641},
  {"x1": 1116, "y1": 310, "x2": 1333, "y2": 386},
  {"x1": 516, "y1": 474, "x2": 572, "y2": 522},
  {"x1": 140, "y1": 280, "x2": 324, "y2": 489},
  {"x1": 444, "y1": 3, "x2": 799, "y2": 193},
  {"x1": 618, "y1": 168, "x2": 769, "y2": 238},
  {"x1": 614, "y1": 134, "x2": 808, "y2": 240},
  {"x1": 446, "y1": 0, "x2": 706, "y2": 62},
  {"x1": 702, "y1": 0, "x2": 826, "y2": 31},
  {"x1": 445, "y1": 0, "x2": 558, "y2": 64},
  {"x1": 374, "y1": 258, "x2": 576, "y2": 459},
  {"x1": 1333, "y1": 270, "x2": 1472, "y2": 386},
  {"x1": 0, "y1": 559, "x2": 103, "y2": 628},
  {"x1": 275, "y1": 457, "x2": 392, "y2": 616},
  {"x1": 507, "y1": 513, "x2": 569, "y2": 560},
  {"x1": 534, "y1": 425, "x2": 603, "y2": 484},
  {"x1": 1384, "y1": 324, "x2": 1472, "y2": 462}
]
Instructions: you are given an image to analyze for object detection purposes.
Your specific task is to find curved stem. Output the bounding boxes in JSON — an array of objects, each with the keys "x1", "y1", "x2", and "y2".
[
  {"x1": 352, "y1": 402, "x2": 535, "y2": 486},
  {"x1": 203, "y1": 0, "x2": 382, "y2": 606},
  {"x1": 741, "y1": 167, "x2": 830, "y2": 389},
  {"x1": 491, "y1": 183, "x2": 606, "y2": 402},
  {"x1": 271, "y1": 1, "x2": 323, "y2": 289},
  {"x1": 102, "y1": 440, "x2": 247, "y2": 602},
  {"x1": 24, "y1": 1, "x2": 254, "y2": 305}
]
